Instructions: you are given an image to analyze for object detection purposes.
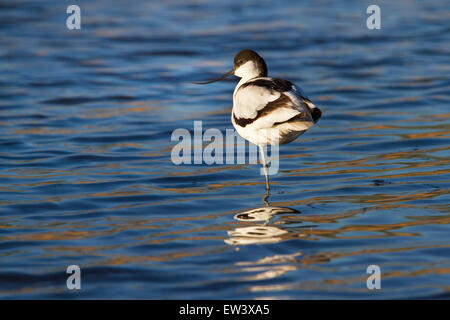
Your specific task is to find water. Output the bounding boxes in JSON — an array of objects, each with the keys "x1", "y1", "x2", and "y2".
[{"x1": 0, "y1": 0, "x2": 449, "y2": 299}]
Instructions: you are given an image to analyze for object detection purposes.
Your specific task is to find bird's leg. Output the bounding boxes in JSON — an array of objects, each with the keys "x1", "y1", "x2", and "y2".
[
  {"x1": 259, "y1": 145, "x2": 270, "y2": 191},
  {"x1": 262, "y1": 188, "x2": 270, "y2": 207}
]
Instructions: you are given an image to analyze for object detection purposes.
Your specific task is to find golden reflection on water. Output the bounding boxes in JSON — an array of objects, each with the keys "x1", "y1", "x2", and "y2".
[{"x1": 239, "y1": 244, "x2": 450, "y2": 294}]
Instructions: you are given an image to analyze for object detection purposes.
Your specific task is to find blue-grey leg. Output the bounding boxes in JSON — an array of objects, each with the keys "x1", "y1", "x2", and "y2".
[{"x1": 259, "y1": 145, "x2": 270, "y2": 191}]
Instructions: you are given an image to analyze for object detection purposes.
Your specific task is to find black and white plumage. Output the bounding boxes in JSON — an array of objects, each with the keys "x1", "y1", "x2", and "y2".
[
  {"x1": 196, "y1": 49, "x2": 322, "y2": 191},
  {"x1": 232, "y1": 77, "x2": 321, "y2": 146}
]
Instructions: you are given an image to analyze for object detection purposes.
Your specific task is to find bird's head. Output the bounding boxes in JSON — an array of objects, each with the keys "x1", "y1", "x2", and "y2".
[{"x1": 194, "y1": 49, "x2": 267, "y2": 84}]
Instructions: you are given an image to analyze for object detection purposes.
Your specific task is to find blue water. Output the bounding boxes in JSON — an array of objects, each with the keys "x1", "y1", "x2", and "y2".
[{"x1": 0, "y1": 0, "x2": 449, "y2": 299}]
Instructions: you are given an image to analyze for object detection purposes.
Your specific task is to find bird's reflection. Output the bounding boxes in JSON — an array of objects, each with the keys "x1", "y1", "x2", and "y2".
[
  {"x1": 234, "y1": 206, "x2": 299, "y2": 223},
  {"x1": 225, "y1": 224, "x2": 289, "y2": 245},
  {"x1": 225, "y1": 192, "x2": 306, "y2": 245}
]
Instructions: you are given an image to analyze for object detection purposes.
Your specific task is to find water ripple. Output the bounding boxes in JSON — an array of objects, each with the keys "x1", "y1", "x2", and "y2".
[{"x1": 0, "y1": 0, "x2": 449, "y2": 299}]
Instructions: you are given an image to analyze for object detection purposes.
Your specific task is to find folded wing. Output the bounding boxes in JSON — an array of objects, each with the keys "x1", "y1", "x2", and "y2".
[{"x1": 233, "y1": 77, "x2": 318, "y2": 131}]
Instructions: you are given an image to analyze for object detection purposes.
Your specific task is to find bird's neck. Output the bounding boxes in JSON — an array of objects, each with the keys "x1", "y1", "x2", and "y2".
[{"x1": 235, "y1": 61, "x2": 266, "y2": 81}]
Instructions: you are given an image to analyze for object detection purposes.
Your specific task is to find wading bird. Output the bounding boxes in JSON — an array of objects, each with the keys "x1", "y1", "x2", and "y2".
[{"x1": 195, "y1": 49, "x2": 321, "y2": 193}]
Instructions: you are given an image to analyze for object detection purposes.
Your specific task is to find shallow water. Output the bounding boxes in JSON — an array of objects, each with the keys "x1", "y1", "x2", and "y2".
[{"x1": 0, "y1": 0, "x2": 449, "y2": 299}]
